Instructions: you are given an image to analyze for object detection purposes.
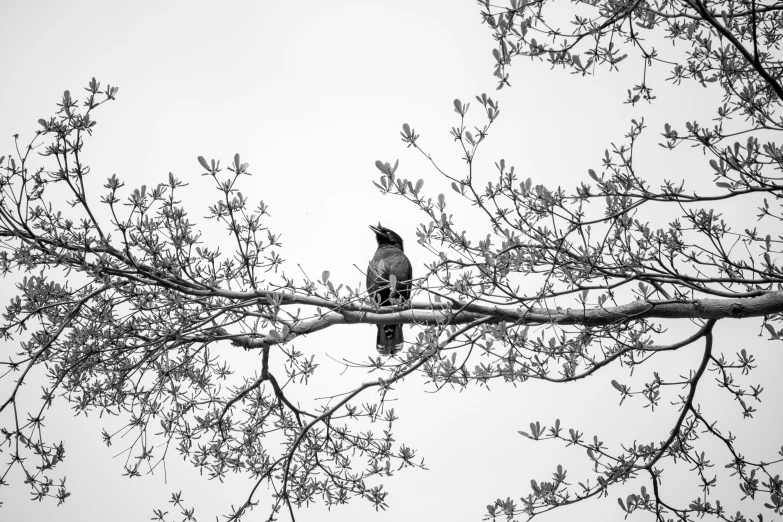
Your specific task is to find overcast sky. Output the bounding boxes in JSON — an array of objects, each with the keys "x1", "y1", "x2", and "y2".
[{"x1": 1, "y1": 1, "x2": 781, "y2": 521}]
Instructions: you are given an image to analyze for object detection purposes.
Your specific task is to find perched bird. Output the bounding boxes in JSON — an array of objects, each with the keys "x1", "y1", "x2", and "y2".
[{"x1": 366, "y1": 224, "x2": 412, "y2": 355}]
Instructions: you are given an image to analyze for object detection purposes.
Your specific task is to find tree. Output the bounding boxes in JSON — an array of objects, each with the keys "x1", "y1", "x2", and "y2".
[{"x1": 1, "y1": 0, "x2": 782, "y2": 520}]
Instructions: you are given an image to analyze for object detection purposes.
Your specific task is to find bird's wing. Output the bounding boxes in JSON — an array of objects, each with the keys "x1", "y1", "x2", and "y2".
[
  {"x1": 399, "y1": 252, "x2": 413, "y2": 301},
  {"x1": 367, "y1": 249, "x2": 383, "y2": 299},
  {"x1": 366, "y1": 260, "x2": 375, "y2": 294}
]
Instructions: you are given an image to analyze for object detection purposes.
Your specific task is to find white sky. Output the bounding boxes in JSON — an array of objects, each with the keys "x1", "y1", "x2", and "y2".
[{"x1": 1, "y1": 1, "x2": 782, "y2": 521}]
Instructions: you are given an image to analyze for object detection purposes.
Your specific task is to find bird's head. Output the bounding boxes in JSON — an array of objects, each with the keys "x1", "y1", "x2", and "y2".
[{"x1": 369, "y1": 223, "x2": 404, "y2": 250}]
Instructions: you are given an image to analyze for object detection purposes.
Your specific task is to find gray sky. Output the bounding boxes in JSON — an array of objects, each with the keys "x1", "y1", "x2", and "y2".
[{"x1": 1, "y1": 1, "x2": 781, "y2": 521}]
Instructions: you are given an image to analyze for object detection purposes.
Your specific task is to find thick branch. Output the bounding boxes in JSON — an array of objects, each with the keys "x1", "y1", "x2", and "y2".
[
  {"x1": 687, "y1": 0, "x2": 783, "y2": 101},
  {"x1": 233, "y1": 291, "x2": 783, "y2": 348}
]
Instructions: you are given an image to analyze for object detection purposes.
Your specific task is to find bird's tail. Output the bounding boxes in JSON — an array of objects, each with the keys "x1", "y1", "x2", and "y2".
[{"x1": 376, "y1": 324, "x2": 403, "y2": 356}]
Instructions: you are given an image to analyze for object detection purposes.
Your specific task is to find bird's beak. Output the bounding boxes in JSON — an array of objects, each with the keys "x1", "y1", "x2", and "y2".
[{"x1": 369, "y1": 225, "x2": 381, "y2": 234}]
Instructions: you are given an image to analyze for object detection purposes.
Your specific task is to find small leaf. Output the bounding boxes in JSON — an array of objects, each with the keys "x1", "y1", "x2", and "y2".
[
  {"x1": 322, "y1": 270, "x2": 330, "y2": 283},
  {"x1": 765, "y1": 324, "x2": 778, "y2": 339},
  {"x1": 197, "y1": 156, "x2": 210, "y2": 171}
]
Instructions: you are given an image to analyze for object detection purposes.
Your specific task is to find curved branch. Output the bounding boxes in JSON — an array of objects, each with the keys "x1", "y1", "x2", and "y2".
[{"x1": 643, "y1": 319, "x2": 716, "y2": 470}]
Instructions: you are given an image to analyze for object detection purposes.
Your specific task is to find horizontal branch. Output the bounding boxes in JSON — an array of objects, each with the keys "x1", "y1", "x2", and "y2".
[{"x1": 232, "y1": 291, "x2": 783, "y2": 348}]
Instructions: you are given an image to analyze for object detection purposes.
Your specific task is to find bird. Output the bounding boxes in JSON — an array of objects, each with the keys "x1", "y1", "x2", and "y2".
[{"x1": 366, "y1": 224, "x2": 412, "y2": 356}]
